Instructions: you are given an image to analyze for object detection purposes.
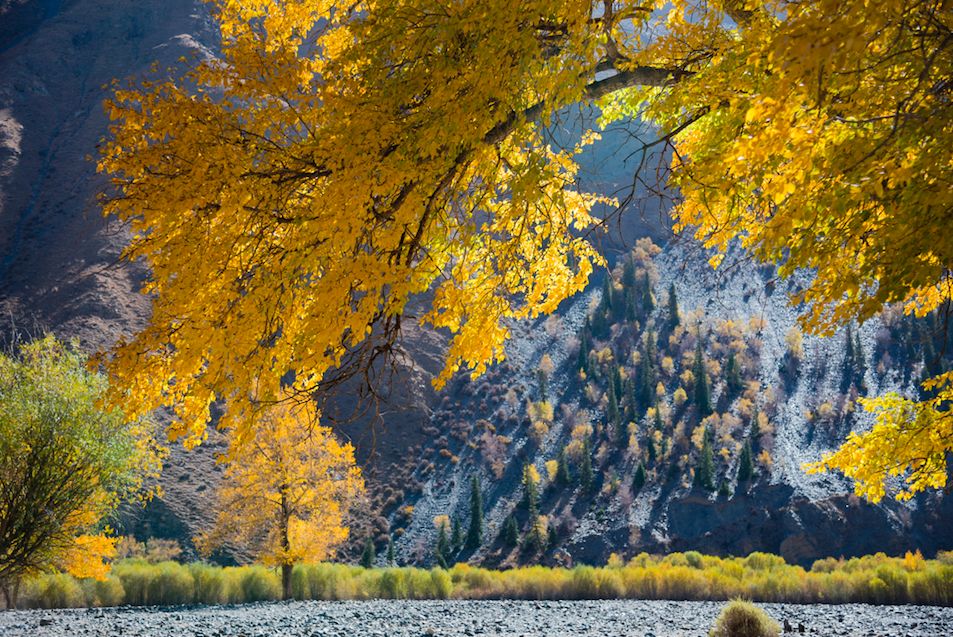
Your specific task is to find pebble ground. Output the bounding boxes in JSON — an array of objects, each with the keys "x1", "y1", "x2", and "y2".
[{"x1": 1, "y1": 599, "x2": 950, "y2": 637}]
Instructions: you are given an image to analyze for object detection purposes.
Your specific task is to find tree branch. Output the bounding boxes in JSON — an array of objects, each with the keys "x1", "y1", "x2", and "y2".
[{"x1": 484, "y1": 65, "x2": 692, "y2": 146}]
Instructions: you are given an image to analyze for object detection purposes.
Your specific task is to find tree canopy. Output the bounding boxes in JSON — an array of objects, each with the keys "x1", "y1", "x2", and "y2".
[
  {"x1": 100, "y1": 0, "x2": 952, "y2": 501},
  {"x1": 195, "y1": 400, "x2": 363, "y2": 597}
]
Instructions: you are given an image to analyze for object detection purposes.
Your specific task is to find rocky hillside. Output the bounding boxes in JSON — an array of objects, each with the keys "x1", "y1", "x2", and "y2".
[
  {"x1": 1, "y1": 0, "x2": 950, "y2": 568},
  {"x1": 382, "y1": 238, "x2": 953, "y2": 568}
]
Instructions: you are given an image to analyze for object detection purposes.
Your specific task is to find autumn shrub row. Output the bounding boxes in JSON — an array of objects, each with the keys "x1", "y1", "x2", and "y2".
[
  {"x1": 448, "y1": 554, "x2": 953, "y2": 606},
  {"x1": 17, "y1": 551, "x2": 953, "y2": 609},
  {"x1": 19, "y1": 561, "x2": 283, "y2": 608}
]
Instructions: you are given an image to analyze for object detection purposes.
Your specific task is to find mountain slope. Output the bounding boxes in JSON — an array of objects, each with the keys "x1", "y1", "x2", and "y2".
[{"x1": 386, "y1": 239, "x2": 953, "y2": 567}]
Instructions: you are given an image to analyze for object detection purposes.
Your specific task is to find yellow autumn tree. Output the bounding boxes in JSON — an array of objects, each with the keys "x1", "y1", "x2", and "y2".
[
  {"x1": 100, "y1": 1, "x2": 950, "y2": 500},
  {"x1": 196, "y1": 400, "x2": 363, "y2": 599}
]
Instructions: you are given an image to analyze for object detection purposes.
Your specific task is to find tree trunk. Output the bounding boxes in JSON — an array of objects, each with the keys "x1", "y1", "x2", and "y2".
[
  {"x1": 280, "y1": 489, "x2": 293, "y2": 600},
  {"x1": 1, "y1": 581, "x2": 14, "y2": 610},
  {"x1": 281, "y1": 563, "x2": 292, "y2": 601}
]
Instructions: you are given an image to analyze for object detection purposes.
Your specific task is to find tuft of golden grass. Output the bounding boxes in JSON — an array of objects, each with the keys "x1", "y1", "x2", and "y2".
[{"x1": 709, "y1": 599, "x2": 780, "y2": 637}]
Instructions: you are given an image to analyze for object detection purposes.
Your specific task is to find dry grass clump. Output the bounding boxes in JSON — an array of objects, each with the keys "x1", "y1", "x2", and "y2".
[{"x1": 709, "y1": 600, "x2": 780, "y2": 637}]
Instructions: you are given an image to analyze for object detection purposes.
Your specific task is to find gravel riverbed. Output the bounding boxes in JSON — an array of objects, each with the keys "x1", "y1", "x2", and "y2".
[{"x1": 1, "y1": 599, "x2": 950, "y2": 637}]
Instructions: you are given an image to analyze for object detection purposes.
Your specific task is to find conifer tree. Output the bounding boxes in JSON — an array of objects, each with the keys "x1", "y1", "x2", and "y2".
[
  {"x1": 591, "y1": 306, "x2": 610, "y2": 341},
  {"x1": 622, "y1": 258, "x2": 636, "y2": 289},
  {"x1": 854, "y1": 329, "x2": 867, "y2": 393},
  {"x1": 579, "y1": 439, "x2": 594, "y2": 492},
  {"x1": 636, "y1": 350, "x2": 654, "y2": 416},
  {"x1": 718, "y1": 479, "x2": 731, "y2": 498},
  {"x1": 435, "y1": 520, "x2": 450, "y2": 568},
  {"x1": 641, "y1": 274, "x2": 655, "y2": 314},
  {"x1": 617, "y1": 418, "x2": 629, "y2": 449},
  {"x1": 524, "y1": 518, "x2": 546, "y2": 554},
  {"x1": 622, "y1": 377, "x2": 634, "y2": 423},
  {"x1": 451, "y1": 517, "x2": 462, "y2": 551},
  {"x1": 601, "y1": 275, "x2": 614, "y2": 315},
  {"x1": 577, "y1": 325, "x2": 592, "y2": 377},
  {"x1": 624, "y1": 287, "x2": 637, "y2": 322},
  {"x1": 750, "y1": 406, "x2": 762, "y2": 452},
  {"x1": 693, "y1": 339, "x2": 713, "y2": 416},
  {"x1": 466, "y1": 475, "x2": 483, "y2": 550},
  {"x1": 646, "y1": 330, "x2": 657, "y2": 361},
  {"x1": 556, "y1": 448, "x2": 571, "y2": 486},
  {"x1": 667, "y1": 283, "x2": 680, "y2": 330},
  {"x1": 737, "y1": 440, "x2": 754, "y2": 483},
  {"x1": 503, "y1": 516, "x2": 519, "y2": 548},
  {"x1": 537, "y1": 370, "x2": 548, "y2": 402},
  {"x1": 625, "y1": 376, "x2": 638, "y2": 422},
  {"x1": 922, "y1": 334, "x2": 939, "y2": 378},
  {"x1": 612, "y1": 365, "x2": 623, "y2": 402},
  {"x1": 694, "y1": 430, "x2": 715, "y2": 491},
  {"x1": 633, "y1": 462, "x2": 647, "y2": 492},
  {"x1": 386, "y1": 538, "x2": 395, "y2": 566},
  {"x1": 841, "y1": 325, "x2": 857, "y2": 392},
  {"x1": 606, "y1": 380, "x2": 621, "y2": 438},
  {"x1": 647, "y1": 436, "x2": 657, "y2": 465},
  {"x1": 547, "y1": 525, "x2": 559, "y2": 550},
  {"x1": 725, "y1": 350, "x2": 743, "y2": 400},
  {"x1": 360, "y1": 537, "x2": 375, "y2": 568},
  {"x1": 522, "y1": 464, "x2": 539, "y2": 519}
]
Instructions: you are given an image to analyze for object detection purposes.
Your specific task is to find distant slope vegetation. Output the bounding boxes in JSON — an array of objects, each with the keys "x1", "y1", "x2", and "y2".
[{"x1": 383, "y1": 238, "x2": 953, "y2": 568}]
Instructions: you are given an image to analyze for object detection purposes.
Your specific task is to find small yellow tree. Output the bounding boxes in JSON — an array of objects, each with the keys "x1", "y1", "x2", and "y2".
[{"x1": 196, "y1": 400, "x2": 363, "y2": 599}]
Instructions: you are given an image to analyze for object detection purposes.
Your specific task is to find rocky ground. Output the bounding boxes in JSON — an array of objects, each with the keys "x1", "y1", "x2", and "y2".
[{"x1": 1, "y1": 599, "x2": 950, "y2": 637}]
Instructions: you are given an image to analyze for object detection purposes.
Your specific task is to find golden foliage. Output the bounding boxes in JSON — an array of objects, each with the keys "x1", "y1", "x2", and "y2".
[
  {"x1": 99, "y1": 0, "x2": 615, "y2": 445},
  {"x1": 59, "y1": 535, "x2": 118, "y2": 582},
  {"x1": 196, "y1": 401, "x2": 363, "y2": 567},
  {"x1": 807, "y1": 376, "x2": 953, "y2": 502},
  {"x1": 618, "y1": 0, "x2": 951, "y2": 499},
  {"x1": 528, "y1": 421, "x2": 550, "y2": 446},
  {"x1": 97, "y1": 0, "x2": 953, "y2": 500},
  {"x1": 538, "y1": 354, "x2": 555, "y2": 376},
  {"x1": 528, "y1": 401, "x2": 554, "y2": 424}
]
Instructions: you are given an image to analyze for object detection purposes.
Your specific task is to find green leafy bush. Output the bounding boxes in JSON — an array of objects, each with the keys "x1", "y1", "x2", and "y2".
[
  {"x1": 189, "y1": 563, "x2": 226, "y2": 604},
  {"x1": 146, "y1": 561, "x2": 194, "y2": 606},
  {"x1": 230, "y1": 565, "x2": 280, "y2": 603},
  {"x1": 81, "y1": 575, "x2": 125, "y2": 607},
  {"x1": 21, "y1": 573, "x2": 84, "y2": 609},
  {"x1": 431, "y1": 568, "x2": 453, "y2": 599},
  {"x1": 377, "y1": 568, "x2": 409, "y2": 599},
  {"x1": 112, "y1": 559, "x2": 152, "y2": 605}
]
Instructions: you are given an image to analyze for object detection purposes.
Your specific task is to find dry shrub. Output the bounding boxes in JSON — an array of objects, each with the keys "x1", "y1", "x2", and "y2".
[{"x1": 709, "y1": 600, "x2": 780, "y2": 637}]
